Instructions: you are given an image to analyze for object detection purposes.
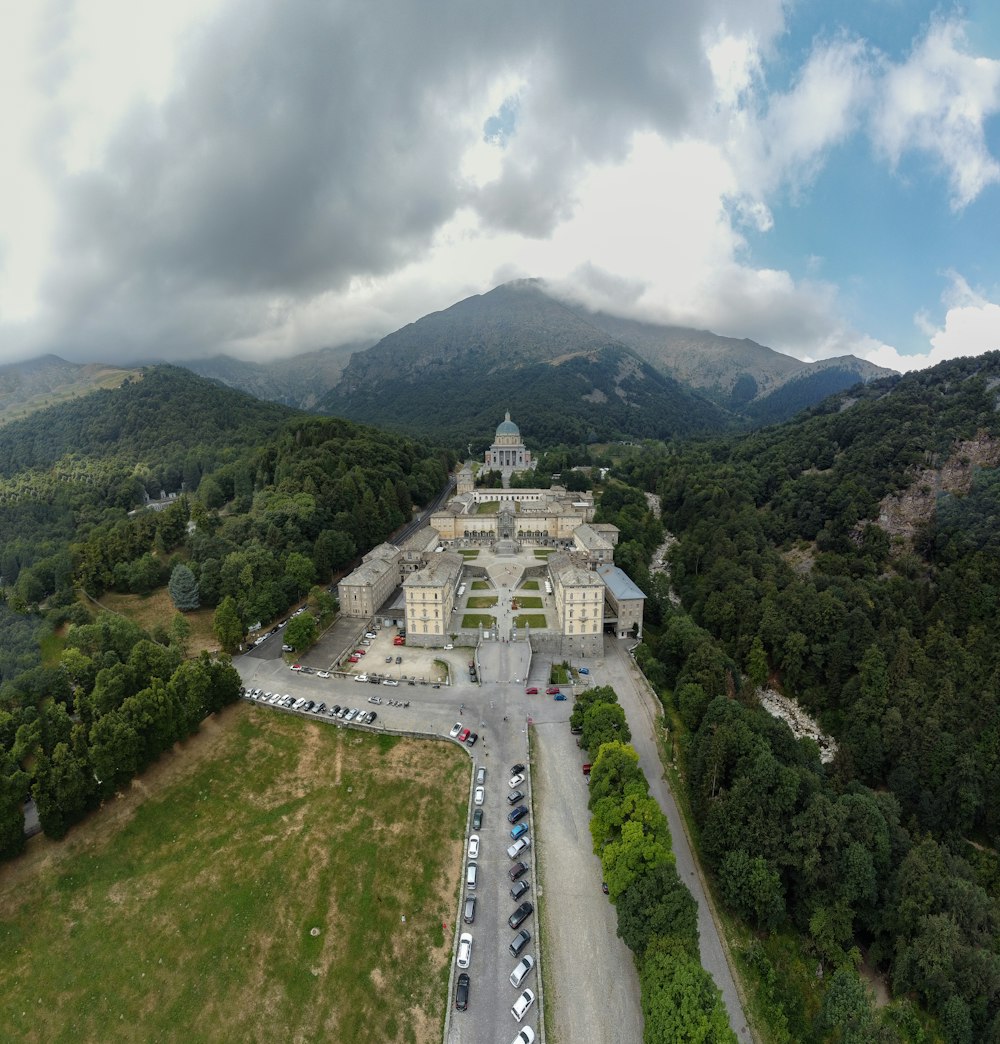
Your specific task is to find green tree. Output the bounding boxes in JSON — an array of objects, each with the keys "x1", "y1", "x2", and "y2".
[
  {"x1": 582, "y1": 701, "x2": 631, "y2": 754},
  {"x1": 616, "y1": 860, "x2": 700, "y2": 958},
  {"x1": 167, "y1": 563, "x2": 200, "y2": 611},
  {"x1": 284, "y1": 551, "x2": 316, "y2": 595},
  {"x1": 284, "y1": 612, "x2": 318, "y2": 652},
  {"x1": 0, "y1": 756, "x2": 29, "y2": 859},
  {"x1": 588, "y1": 741, "x2": 645, "y2": 806},
  {"x1": 601, "y1": 817, "x2": 672, "y2": 900},
  {"x1": 212, "y1": 596, "x2": 243, "y2": 653},
  {"x1": 169, "y1": 612, "x2": 191, "y2": 655},
  {"x1": 747, "y1": 635, "x2": 769, "y2": 691},
  {"x1": 718, "y1": 849, "x2": 785, "y2": 930},
  {"x1": 640, "y1": 937, "x2": 736, "y2": 1044}
]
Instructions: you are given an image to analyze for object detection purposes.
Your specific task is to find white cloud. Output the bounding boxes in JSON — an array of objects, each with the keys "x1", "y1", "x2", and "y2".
[{"x1": 872, "y1": 19, "x2": 1000, "y2": 209}]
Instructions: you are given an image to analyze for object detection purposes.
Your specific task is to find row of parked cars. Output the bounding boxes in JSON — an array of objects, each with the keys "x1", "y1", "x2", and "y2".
[
  {"x1": 241, "y1": 688, "x2": 378, "y2": 725},
  {"x1": 455, "y1": 761, "x2": 537, "y2": 1043}
]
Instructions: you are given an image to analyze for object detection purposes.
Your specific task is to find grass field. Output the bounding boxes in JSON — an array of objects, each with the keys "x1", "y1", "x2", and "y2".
[
  {"x1": 514, "y1": 614, "x2": 547, "y2": 629},
  {"x1": 521, "y1": 580, "x2": 539, "y2": 590},
  {"x1": 458, "y1": 550, "x2": 479, "y2": 559},
  {"x1": 461, "y1": 614, "x2": 495, "y2": 628},
  {"x1": 475, "y1": 501, "x2": 499, "y2": 514},
  {"x1": 533, "y1": 549, "x2": 554, "y2": 559},
  {"x1": 0, "y1": 705, "x2": 469, "y2": 1044},
  {"x1": 470, "y1": 580, "x2": 491, "y2": 591},
  {"x1": 97, "y1": 589, "x2": 220, "y2": 654},
  {"x1": 465, "y1": 596, "x2": 497, "y2": 609},
  {"x1": 515, "y1": 596, "x2": 543, "y2": 609}
]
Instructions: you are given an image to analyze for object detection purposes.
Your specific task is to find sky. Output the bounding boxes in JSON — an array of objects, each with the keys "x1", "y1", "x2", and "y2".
[{"x1": 1, "y1": 1, "x2": 999, "y2": 374}]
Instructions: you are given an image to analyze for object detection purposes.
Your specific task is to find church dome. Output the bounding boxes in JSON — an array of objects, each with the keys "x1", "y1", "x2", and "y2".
[{"x1": 496, "y1": 411, "x2": 520, "y2": 436}]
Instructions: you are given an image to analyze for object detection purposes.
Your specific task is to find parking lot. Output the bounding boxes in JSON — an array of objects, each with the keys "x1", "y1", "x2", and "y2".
[{"x1": 234, "y1": 639, "x2": 645, "y2": 1044}]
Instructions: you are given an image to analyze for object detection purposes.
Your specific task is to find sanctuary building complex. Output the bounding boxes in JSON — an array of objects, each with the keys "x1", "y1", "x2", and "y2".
[{"x1": 338, "y1": 413, "x2": 644, "y2": 656}]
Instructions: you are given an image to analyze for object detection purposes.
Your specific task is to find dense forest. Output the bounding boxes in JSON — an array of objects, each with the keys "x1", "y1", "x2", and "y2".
[{"x1": 609, "y1": 353, "x2": 1000, "y2": 1042}]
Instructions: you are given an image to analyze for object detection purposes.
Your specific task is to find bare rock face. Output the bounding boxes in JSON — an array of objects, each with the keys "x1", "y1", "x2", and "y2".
[{"x1": 874, "y1": 433, "x2": 1000, "y2": 545}]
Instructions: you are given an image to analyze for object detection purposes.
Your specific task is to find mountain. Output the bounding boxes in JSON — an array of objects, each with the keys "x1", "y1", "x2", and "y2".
[
  {"x1": 567, "y1": 309, "x2": 892, "y2": 416},
  {"x1": 181, "y1": 341, "x2": 369, "y2": 410},
  {"x1": 316, "y1": 280, "x2": 893, "y2": 444},
  {"x1": 0, "y1": 365, "x2": 297, "y2": 480},
  {"x1": 319, "y1": 281, "x2": 731, "y2": 445},
  {"x1": 0, "y1": 355, "x2": 144, "y2": 426}
]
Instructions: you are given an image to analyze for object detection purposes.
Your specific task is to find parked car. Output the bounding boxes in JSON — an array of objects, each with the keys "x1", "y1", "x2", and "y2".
[
  {"x1": 507, "y1": 805, "x2": 528, "y2": 824},
  {"x1": 510, "y1": 879, "x2": 530, "y2": 901},
  {"x1": 510, "y1": 763, "x2": 525, "y2": 775},
  {"x1": 509, "y1": 773, "x2": 525, "y2": 788},
  {"x1": 315, "y1": 703, "x2": 327, "y2": 714},
  {"x1": 474, "y1": 786, "x2": 484, "y2": 806},
  {"x1": 570, "y1": 724, "x2": 583, "y2": 734},
  {"x1": 458, "y1": 728, "x2": 471, "y2": 743},
  {"x1": 472, "y1": 808, "x2": 483, "y2": 829},
  {"x1": 509, "y1": 1030, "x2": 535, "y2": 1044},
  {"x1": 317, "y1": 670, "x2": 330, "y2": 679},
  {"x1": 290, "y1": 664, "x2": 303, "y2": 672},
  {"x1": 301, "y1": 701, "x2": 314, "y2": 712},
  {"x1": 509, "y1": 954, "x2": 534, "y2": 988},
  {"x1": 450, "y1": 722, "x2": 463, "y2": 737},
  {"x1": 457, "y1": 932, "x2": 472, "y2": 969},
  {"x1": 468, "y1": 834, "x2": 480, "y2": 859},
  {"x1": 455, "y1": 971, "x2": 470, "y2": 1011},
  {"x1": 509, "y1": 929, "x2": 531, "y2": 957},
  {"x1": 463, "y1": 896, "x2": 476, "y2": 924},
  {"x1": 465, "y1": 732, "x2": 478, "y2": 747},
  {"x1": 386, "y1": 655, "x2": 393, "y2": 663},
  {"x1": 510, "y1": 822, "x2": 529, "y2": 841},
  {"x1": 545, "y1": 687, "x2": 559, "y2": 694},
  {"x1": 365, "y1": 631, "x2": 377, "y2": 639},
  {"x1": 582, "y1": 763, "x2": 592, "y2": 776},
  {"x1": 507, "y1": 837, "x2": 531, "y2": 859},
  {"x1": 579, "y1": 667, "x2": 590, "y2": 674},
  {"x1": 466, "y1": 862, "x2": 477, "y2": 890},
  {"x1": 281, "y1": 644, "x2": 293, "y2": 652},
  {"x1": 508, "y1": 901, "x2": 533, "y2": 930},
  {"x1": 395, "y1": 655, "x2": 402, "y2": 664},
  {"x1": 508, "y1": 861, "x2": 529, "y2": 881},
  {"x1": 330, "y1": 705, "x2": 341, "y2": 715},
  {"x1": 511, "y1": 988, "x2": 535, "y2": 1023},
  {"x1": 444, "y1": 643, "x2": 453, "y2": 650},
  {"x1": 354, "y1": 674, "x2": 368, "y2": 682},
  {"x1": 508, "y1": 790, "x2": 524, "y2": 805},
  {"x1": 476, "y1": 767, "x2": 486, "y2": 785},
  {"x1": 524, "y1": 687, "x2": 538, "y2": 695},
  {"x1": 293, "y1": 698, "x2": 306, "y2": 710},
  {"x1": 554, "y1": 693, "x2": 567, "y2": 701}
]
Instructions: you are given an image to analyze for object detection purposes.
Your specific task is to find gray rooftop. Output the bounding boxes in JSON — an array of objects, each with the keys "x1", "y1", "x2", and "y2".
[{"x1": 596, "y1": 564, "x2": 646, "y2": 602}]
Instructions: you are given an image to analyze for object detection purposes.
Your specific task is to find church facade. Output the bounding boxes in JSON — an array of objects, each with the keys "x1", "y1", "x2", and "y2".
[{"x1": 485, "y1": 412, "x2": 532, "y2": 475}]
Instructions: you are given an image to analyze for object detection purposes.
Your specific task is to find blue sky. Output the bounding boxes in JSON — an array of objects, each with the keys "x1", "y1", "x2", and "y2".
[{"x1": 0, "y1": 1, "x2": 998, "y2": 373}]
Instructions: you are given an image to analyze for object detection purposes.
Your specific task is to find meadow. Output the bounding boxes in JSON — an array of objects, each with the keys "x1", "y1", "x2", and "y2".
[{"x1": 0, "y1": 705, "x2": 469, "y2": 1044}]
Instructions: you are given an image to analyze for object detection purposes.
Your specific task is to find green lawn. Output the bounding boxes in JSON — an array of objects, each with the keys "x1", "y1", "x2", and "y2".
[
  {"x1": 461, "y1": 614, "x2": 495, "y2": 628},
  {"x1": 475, "y1": 501, "x2": 499, "y2": 514},
  {"x1": 471, "y1": 580, "x2": 491, "y2": 591},
  {"x1": 458, "y1": 550, "x2": 480, "y2": 559},
  {"x1": 515, "y1": 596, "x2": 543, "y2": 609},
  {"x1": 466, "y1": 596, "x2": 497, "y2": 609},
  {"x1": 514, "y1": 614, "x2": 547, "y2": 629},
  {"x1": 533, "y1": 549, "x2": 554, "y2": 558},
  {"x1": 0, "y1": 707, "x2": 468, "y2": 1044},
  {"x1": 521, "y1": 580, "x2": 540, "y2": 590}
]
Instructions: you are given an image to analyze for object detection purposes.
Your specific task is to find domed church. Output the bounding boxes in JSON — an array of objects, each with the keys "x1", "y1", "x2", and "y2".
[{"x1": 485, "y1": 411, "x2": 532, "y2": 476}]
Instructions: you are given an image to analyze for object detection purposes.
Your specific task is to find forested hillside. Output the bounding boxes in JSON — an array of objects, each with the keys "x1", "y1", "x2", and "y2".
[{"x1": 614, "y1": 352, "x2": 1000, "y2": 1041}]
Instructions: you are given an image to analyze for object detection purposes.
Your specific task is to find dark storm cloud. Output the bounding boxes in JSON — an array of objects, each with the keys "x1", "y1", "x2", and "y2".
[{"x1": 32, "y1": 0, "x2": 778, "y2": 360}]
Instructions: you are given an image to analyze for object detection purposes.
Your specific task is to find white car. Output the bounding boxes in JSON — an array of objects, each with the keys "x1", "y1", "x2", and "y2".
[
  {"x1": 457, "y1": 932, "x2": 472, "y2": 969},
  {"x1": 509, "y1": 1030, "x2": 535, "y2": 1044},
  {"x1": 382, "y1": 678, "x2": 399, "y2": 686},
  {"x1": 511, "y1": 988, "x2": 535, "y2": 1023},
  {"x1": 468, "y1": 834, "x2": 480, "y2": 859},
  {"x1": 450, "y1": 722, "x2": 463, "y2": 738},
  {"x1": 365, "y1": 631, "x2": 377, "y2": 639},
  {"x1": 354, "y1": 674, "x2": 368, "y2": 683},
  {"x1": 474, "y1": 787, "x2": 485, "y2": 806},
  {"x1": 317, "y1": 670, "x2": 330, "y2": 679},
  {"x1": 444, "y1": 643, "x2": 454, "y2": 650},
  {"x1": 509, "y1": 954, "x2": 534, "y2": 988},
  {"x1": 507, "y1": 837, "x2": 531, "y2": 860},
  {"x1": 293, "y1": 698, "x2": 306, "y2": 710},
  {"x1": 509, "y1": 773, "x2": 525, "y2": 788}
]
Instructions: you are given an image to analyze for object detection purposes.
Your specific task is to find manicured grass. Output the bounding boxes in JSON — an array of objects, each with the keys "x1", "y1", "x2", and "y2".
[
  {"x1": 466, "y1": 596, "x2": 497, "y2": 609},
  {"x1": 470, "y1": 581, "x2": 492, "y2": 591},
  {"x1": 0, "y1": 707, "x2": 468, "y2": 1044},
  {"x1": 475, "y1": 501, "x2": 499, "y2": 514},
  {"x1": 521, "y1": 580, "x2": 540, "y2": 590},
  {"x1": 516, "y1": 596, "x2": 543, "y2": 609},
  {"x1": 461, "y1": 614, "x2": 495, "y2": 628},
  {"x1": 533, "y1": 549, "x2": 554, "y2": 558},
  {"x1": 514, "y1": 614, "x2": 547, "y2": 629},
  {"x1": 458, "y1": 550, "x2": 480, "y2": 559},
  {"x1": 550, "y1": 664, "x2": 570, "y2": 684}
]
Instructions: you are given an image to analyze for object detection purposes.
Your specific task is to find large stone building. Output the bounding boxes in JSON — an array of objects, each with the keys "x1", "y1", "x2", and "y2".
[
  {"x1": 338, "y1": 543, "x2": 402, "y2": 618},
  {"x1": 403, "y1": 552, "x2": 463, "y2": 644},
  {"x1": 547, "y1": 553, "x2": 605, "y2": 657},
  {"x1": 485, "y1": 412, "x2": 532, "y2": 477},
  {"x1": 596, "y1": 563, "x2": 646, "y2": 639}
]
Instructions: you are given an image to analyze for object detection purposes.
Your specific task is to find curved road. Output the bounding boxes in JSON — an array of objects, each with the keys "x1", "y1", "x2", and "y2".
[{"x1": 600, "y1": 640, "x2": 752, "y2": 1043}]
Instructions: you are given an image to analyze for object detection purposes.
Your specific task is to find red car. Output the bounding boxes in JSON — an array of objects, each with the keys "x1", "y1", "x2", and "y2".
[
  {"x1": 545, "y1": 687, "x2": 559, "y2": 695},
  {"x1": 354, "y1": 649, "x2": 366, "y2": 656},
  {"x1": 524, "y1": 687, "x2": 538, "y2": 695},
  {"x1": 458, "y1": 727, "x2": 471, "y2": 743}
]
